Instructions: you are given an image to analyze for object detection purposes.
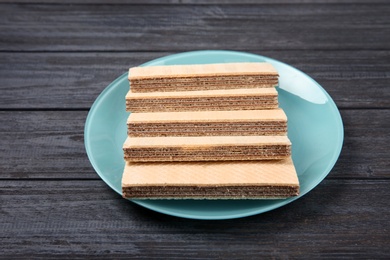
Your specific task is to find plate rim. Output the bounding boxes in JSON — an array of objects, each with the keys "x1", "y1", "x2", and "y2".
[{"x1": 84, "y1": 50, "x2": 344, "y2": 220}]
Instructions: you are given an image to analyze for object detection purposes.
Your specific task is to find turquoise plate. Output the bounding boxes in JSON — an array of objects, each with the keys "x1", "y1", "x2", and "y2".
[{"x1": 84, "y1": 50, "x2": 344, "y2": 220}]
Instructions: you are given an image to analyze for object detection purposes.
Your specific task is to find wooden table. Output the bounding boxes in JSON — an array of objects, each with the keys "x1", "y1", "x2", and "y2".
[{"x1": 1, "y1": 1, "x2": 389, "y2": 258}]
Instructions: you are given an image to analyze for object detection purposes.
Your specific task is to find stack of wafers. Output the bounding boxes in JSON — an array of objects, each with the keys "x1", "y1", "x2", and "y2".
[{"x1": 122, "y1": 62, "x2": 299, "y2": 199}]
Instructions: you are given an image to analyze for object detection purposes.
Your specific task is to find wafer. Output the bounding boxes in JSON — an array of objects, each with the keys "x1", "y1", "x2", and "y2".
[
  {"x1": 123, "y1": 135, "x2": 291, "y2": 162},
  {"x1": 129, "y1": 62, "x2": 278, "y2": 92},
  {"x1": 125, "y1": 88, "x2": 278, "y2": 112},
  {"x1": 122, "y1": 157, "x2": 299, "y2": 199},
  {"x1": 127, "y1": 109, "x2": 287, "y2": 137}
]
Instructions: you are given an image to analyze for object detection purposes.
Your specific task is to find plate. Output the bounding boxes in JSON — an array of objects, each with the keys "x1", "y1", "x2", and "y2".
[{"x1": 84, "y1": 50, "x2": 343, "y2": 220}]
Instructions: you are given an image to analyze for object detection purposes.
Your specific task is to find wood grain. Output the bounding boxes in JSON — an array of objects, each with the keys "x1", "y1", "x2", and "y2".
[
  {"x1": 0, "y1": 179, "x2": 389, "y2": 258},
  {"x1": 0, "y1": 0, "x2": 387, "y2": 4},
  {"x1": 0, "y1": 51, "x2": 389, "y2": 109},
  {"x1": 0, "y1": 111, "x2": 95, "y2": 179},
  {"x1": 0, "y1": 110, "x2": 388, "y2": 179},
  {"x1": 0, "y1": 4, "x2": 389, "y2": 52}
]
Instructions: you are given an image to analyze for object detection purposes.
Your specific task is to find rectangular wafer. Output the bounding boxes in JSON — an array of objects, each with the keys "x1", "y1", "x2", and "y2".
[
  {"x1": 129, "y1": 62, "x2": 278, "y2": 92},
  {"x1": 122, "y1": 157, "x2": 299, "y2": 199},
  {"x1": 123, "y1": 135, "x2": 291, "y2": 162},
  {"x1": 125, "y1": 88, "x2": 278, "y2": 112},
  {"x1": 127, "y1": 109, "x2": 287, "y2": 137}
]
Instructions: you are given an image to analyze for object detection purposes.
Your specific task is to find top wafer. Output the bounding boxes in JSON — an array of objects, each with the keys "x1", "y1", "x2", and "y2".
[
  {"x1": 130, "y1": 62, "x2": 278, "y2": 79},
  {"x1": 129, "y1": 62, "x2": 279, "y2": 92}
]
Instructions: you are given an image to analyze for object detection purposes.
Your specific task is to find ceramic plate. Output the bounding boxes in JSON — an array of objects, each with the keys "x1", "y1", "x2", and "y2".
[{"x1": 84, "y1": 50, "x2": 343, "y2": 220}]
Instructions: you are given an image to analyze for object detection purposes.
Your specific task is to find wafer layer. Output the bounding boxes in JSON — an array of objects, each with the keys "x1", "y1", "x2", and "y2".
[
  {"x1": 130, "y1": 63, "x2": 278, "y2": 79},
  {"x1": 122, "y1": 157, "x2": 299, "y2": 199},
  {"x1": 129, "y1": 62, "x2": 278, "y2": 92},
  {"x1": 123, "y1": 136, "x2": 291, "y2": 162},
  {"x1": 125, "y1": 88, "x2": 278, "y2": 112},
  {"x1": 131, "y1": 82, "x2": 277, "y2": 93},
  {"x1": 127, "y1": 109, "x2": 287, "y2": 137}
]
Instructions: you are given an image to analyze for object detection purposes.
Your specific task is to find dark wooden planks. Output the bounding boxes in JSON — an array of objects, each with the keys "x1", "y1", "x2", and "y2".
[
  {"x1": 0, "y1": 179, "x2": 389, "y2": 258},
  {"x1": 0, "y1": 51, "x2": 389, "y2": 109},
  {"x1": 0, "y1": 4, "x2": 389, "y2": 51},
  {"x1": 331, "y1": 109, "x2": 390, "y2": 178},
  {"x1": 0, "y1": 111, "x2": 96, "y2": 179},
  {"x1": 0, "y1": 109, "x2": 389, "y2": 179},
  {"x1": 0, "y1": 1, "x2": 388, "y2": 258},
  {"x1": 0, "y1": 0, "x2": 387, "y2": 4},
  {"x1": 0, "y1": 52, "x2": 158, "y2": 109}
]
